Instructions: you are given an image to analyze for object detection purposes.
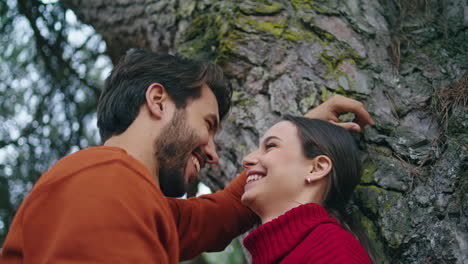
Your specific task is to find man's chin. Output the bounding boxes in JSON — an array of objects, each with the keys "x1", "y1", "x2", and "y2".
[
  {"x1": 159, "y1": 172, "x2": 187, "y2": 197},
  {"x1": 161, "y1": 185, "x2": 186, "y2": 198}
]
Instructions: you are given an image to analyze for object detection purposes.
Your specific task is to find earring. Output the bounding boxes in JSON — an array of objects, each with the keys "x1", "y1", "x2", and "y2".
[{"x1": 305, "y1": 177, "x2": 312, "y2": 184}]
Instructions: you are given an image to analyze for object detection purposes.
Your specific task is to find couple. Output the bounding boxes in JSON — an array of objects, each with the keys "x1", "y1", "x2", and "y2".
[{"x1": 1, "y1": 50, "x2": 374, "y2": 263}]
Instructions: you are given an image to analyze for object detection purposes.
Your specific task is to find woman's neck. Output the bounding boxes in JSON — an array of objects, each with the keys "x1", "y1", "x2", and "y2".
[
  {"x1": 256, "y1": 189, "x2": 326, "y2": 224},
  {"x1": 258, "y1": 201, "x2": 305, "y2": 224}
]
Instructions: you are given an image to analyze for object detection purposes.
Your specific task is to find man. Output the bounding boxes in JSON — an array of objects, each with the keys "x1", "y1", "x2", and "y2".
[{"x1": 1, "y1": 50, "x2": 374, "y2": 263}]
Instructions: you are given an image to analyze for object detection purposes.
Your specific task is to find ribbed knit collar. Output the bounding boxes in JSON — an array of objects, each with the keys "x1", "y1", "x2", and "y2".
[{"x1": 243, "y1": 203, "x2": 337, "y2": 264}]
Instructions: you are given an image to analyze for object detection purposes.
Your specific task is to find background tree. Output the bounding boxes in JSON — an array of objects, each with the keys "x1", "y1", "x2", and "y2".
[{"x1": 1, "y1": 0, "x2": 466, "y2": 263}]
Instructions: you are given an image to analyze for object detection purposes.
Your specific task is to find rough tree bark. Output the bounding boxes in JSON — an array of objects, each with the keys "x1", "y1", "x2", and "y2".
[{"x1": 61, "y1": 0, "x2": 467, "y2": 263}]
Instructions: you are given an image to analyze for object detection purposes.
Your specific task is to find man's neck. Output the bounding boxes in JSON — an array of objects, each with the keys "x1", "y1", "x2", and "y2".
[{"x1": 104, "y1": 134, "x2": 159, "y2": 182}]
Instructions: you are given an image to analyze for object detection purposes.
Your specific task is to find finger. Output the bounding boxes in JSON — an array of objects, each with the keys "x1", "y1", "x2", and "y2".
[
  {"x1": 354, "y1": 115, "x2": 374, "y2": 129},
  {"x1": 334, "y1": 100, "x2": 374, "y2": 126},
  {"x1": 355, "y1": 109, "x2": 374, "y2": 126},
  {"x1": 329, "y1": 114, "x2": 340, "y2": 123},
  {"x1": 330, "y1": 120, "x2": 362, "y2": 132},
  {"x1": 305, "y1": 108, "x2": 339, "y2": 122}
]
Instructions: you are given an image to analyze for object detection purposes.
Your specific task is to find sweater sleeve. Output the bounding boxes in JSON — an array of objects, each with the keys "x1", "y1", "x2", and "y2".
[
  {"x1": 301, "y1": 223, "x2": 372, "y2": 264},
  {"x1": 166, "y1": 170, "x2": 258, "y2": 260},
  {"x1": 20, "y1": 162, "x2": 174, "y2": 264}
]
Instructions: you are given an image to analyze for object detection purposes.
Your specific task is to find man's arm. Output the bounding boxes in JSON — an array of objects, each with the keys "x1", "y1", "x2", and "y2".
[
  {"x1": 305, "y1": 95, "x2": 374, "y2": 132},
  {"x1": 167, "y1": 171, "x2": 257, "y2": 261}
]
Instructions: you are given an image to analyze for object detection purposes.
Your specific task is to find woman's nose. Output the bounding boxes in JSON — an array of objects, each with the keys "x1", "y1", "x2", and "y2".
[{"x1": 242, "y1": 151, "x2": 259, "y2": 169}]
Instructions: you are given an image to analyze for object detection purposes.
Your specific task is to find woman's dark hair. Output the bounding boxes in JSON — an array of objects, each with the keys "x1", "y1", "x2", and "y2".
[
  {"x1": 283, "y1": 115, "x2": 377, "y2": 263},
  {"x1": 97, "y1": 49, "x2": 232, "y2": 142}
]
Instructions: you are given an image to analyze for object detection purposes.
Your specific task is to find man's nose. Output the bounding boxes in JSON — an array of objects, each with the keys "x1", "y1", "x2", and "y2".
[{"x1": 204, "y1": 137, "x2": 219, "y2": 164}]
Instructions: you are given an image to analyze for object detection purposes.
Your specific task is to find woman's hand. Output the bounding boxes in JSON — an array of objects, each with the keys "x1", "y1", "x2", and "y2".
[{"x1": 304, "y1": 95, "x2": 374, "y2": 132}]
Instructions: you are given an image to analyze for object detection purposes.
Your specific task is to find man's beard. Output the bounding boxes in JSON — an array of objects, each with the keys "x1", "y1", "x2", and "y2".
[{"x1": 154, "y1": 109, "x2": 199, "y2": 197}]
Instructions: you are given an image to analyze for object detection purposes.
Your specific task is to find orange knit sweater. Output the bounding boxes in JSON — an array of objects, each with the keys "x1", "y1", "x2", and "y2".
[{"x1": 0, "y1": 146, "x2": 257, "y2": 263}]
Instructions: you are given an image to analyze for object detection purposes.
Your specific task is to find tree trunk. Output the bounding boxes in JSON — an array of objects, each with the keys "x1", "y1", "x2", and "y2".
[{"x1": 62, "y1": 0, "x2": 467, "y2": 263}]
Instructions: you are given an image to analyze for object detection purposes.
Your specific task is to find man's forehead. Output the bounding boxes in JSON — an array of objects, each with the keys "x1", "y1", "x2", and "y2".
[{"x1": 200, "y1": 84, "x2": 220, "y2": 116}]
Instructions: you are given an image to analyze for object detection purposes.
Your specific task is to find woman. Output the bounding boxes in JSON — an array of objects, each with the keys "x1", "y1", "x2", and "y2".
[{"x1": 241, "y1": 115, "x2": 374, "y2": 264}]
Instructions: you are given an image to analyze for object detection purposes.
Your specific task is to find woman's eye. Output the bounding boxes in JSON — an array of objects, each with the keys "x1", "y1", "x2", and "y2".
[
  {"x1": 206, "y1": 121, "x2": 212, "y2": 131},
  {"x1": 265, "y1": 143, "x2": 277, "y2": 150}
]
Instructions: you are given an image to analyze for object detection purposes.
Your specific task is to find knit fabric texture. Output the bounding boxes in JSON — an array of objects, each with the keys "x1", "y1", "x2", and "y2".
[{"x1": 244, "y1": 203, "x2": 372, "y2": 264}]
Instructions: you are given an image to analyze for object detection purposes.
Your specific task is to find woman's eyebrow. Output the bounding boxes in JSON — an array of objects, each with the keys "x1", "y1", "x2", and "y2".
[{"x1": 260, "y1": 136, "x2": 282, "y2": 145}]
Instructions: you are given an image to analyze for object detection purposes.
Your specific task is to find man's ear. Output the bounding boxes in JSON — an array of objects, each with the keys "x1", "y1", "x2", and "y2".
[
  {"x1": 145, "y1": 83, "x2": 169, "y2": 119},
  {"x1": 307, "y1": 155, "x2": 332, "y2": 183}
]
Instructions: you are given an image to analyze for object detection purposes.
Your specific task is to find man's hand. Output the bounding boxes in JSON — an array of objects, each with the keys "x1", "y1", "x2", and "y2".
[{"x1": 305, "y1": 95, "x2": 374, "y2": 132}]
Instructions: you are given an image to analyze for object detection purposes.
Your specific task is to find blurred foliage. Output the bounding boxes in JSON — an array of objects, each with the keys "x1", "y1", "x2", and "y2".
[
  {"x1": 0, "y1": 0, "x2": 110, "y2": 244},
  {"x1": 181, "y1": 238, "x2": 247, "y2": 264}
]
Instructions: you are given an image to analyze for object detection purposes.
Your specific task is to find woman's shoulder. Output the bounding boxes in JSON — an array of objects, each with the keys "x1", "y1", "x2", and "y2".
[
  {"x1": 310, "y1": 221, "x2": 358, "y2": 242},
  {"x1": 282, "y1": 222, "x2": 372, "y2": 264}
]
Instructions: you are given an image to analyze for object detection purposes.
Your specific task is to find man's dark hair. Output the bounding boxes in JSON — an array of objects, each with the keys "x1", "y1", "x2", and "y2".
[{"x1": 97, "y1": 49, "x2": 232, "y2": 142}]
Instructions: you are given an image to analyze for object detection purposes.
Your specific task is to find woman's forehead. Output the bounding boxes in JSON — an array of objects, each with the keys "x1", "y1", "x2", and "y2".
[{"x1": 262, "y1": 121, "x2": 298, "y2": 141}]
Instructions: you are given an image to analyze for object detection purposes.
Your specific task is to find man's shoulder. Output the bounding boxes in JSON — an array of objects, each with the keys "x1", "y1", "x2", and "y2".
[
  {"x1": 20, "y1": 146, "x2": 167, "y2": 217},
  {"x1": 60, "y1": 146, "x2": 136, "y2": 167},
  {"x1": 36, "y1": 146, "x2": 152, "y2": 188}
]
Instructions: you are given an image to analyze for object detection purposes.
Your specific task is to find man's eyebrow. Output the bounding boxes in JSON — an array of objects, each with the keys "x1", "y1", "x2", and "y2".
[
  {"x1": 260, "y1": 136, "x2": 282, "y2": 145},
  {"x1": 207, "y1": 113, "x2": 220, "y2": 132}
]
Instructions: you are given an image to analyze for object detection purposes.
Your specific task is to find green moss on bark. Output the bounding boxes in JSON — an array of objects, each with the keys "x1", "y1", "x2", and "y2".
[
  {"x1": 239, "y1": 1, "x2": 284, "y2": 15},
  {"x1": 235, "y1": 15, "x2": 287, "y2": 38},
  {"x1": 362, "y1": 160, "x2": 378, "y2": 183}
]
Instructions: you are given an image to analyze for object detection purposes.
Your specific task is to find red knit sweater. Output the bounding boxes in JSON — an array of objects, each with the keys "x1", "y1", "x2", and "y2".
[{"x1": 243, "y1": 203, "x2": 372, "y2": 264}]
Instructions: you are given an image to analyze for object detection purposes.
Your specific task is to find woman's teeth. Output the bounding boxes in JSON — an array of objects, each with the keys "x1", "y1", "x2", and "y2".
[
  {"x1": 192, "y1": 156, "x2": 200, "y2": 172},
  {"x1": 247, "y1": 174, "x2": 265, "y2": 183}
]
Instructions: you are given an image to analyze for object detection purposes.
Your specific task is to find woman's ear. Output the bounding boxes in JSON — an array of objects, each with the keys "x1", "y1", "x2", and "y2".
[
  {"x1": 145, "y1": 83, "x2": 168, "y2": 119},
  {"x1": 306, "y1": 155, "x2": 332, "y2": 183}
]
